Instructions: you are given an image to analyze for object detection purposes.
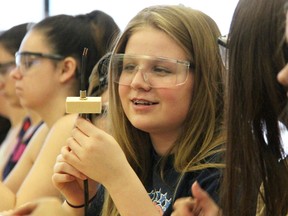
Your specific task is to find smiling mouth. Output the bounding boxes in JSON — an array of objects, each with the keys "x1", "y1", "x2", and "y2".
[{"x1": 132, "y1": 99, "x2": 157, "y2": 105}]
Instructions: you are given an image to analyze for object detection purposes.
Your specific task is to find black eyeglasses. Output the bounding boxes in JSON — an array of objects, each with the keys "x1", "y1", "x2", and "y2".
[
  {"x1": 15, "y1": 51, "x2": 65, "y2": 72},
  {"x1": 0, "y1": 61, "x2": 16, "y2": 76}
]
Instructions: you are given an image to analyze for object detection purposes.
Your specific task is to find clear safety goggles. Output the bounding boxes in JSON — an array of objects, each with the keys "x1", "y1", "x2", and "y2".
[{"x1": 110, "y1": 54, "x2": 191, "y2": 88}]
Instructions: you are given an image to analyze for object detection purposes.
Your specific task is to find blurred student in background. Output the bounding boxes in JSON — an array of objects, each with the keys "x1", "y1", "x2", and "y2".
[{"x1": 0, "y1": 23, "x2": 44, "y2": 180}]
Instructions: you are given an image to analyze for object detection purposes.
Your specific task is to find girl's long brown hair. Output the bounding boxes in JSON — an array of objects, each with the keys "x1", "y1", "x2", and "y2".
[{"x1": 222, "y1": 0, "x2": 288, "y2": 215}]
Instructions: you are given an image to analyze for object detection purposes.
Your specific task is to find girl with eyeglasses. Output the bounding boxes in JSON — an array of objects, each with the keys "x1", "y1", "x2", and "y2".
[
  {"x1": 0, "y1": 10, "x2": 120, "y2": 212},
  {"x1": 0, "y1": 23, "x2": 46, "y2": 182}
]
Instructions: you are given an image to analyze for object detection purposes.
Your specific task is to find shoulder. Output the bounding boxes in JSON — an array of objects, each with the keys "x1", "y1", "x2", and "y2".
[
  {"x1": 41, "y1": 114, "x2": 78, "y2": 151},
  {"x1": 49, "y1": 114, "x2": 78, "y2": 135},
  {"x1": 33, "y1": 123, "x2": 50, "y2": 139},
  {"x1": 25, "y1": 123, "x2": 50, "y2": 160},
  {"x1": 35, "y1": 114, "x2": 78, "y2": 160}
]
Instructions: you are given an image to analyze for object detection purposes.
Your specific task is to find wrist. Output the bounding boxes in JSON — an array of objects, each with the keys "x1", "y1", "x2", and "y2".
[{"x1": 104, "y1": 165, "x2": 138, "y2": 195}]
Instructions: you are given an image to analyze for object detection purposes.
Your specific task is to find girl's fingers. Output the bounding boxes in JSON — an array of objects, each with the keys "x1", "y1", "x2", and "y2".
[{"x1": 54, "y1": 159, "x2": 87, "y2": 180}]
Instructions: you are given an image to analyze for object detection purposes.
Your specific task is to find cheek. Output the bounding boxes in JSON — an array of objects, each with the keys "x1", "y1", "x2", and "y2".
[
  {"x1": 177, "y1": 95, "x2": 192, "y2": 120},
  {"x1": 22, "y1": 76, "x2": 54, "y2": 102},
  {"x1": 151, "y1": 90, "x2": 186, "y2": 128},
  {"x1": 156, "y1": 90, "x2": 191, "y2": 131},
  {"x1": 163, "y1": 75, "x2": 193, "y2": 110},
  {"x1": 6, "y1": 80, "x2": 15, "y2": 94},
  {"x1": 162, "y1": 90, "x2": 191, "y2": 116}
]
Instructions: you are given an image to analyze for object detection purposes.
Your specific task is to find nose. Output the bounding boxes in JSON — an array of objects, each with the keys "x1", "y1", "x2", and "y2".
[
  {"x1": 10, "y1": 66, "x2": 23, "y2": 80},
  {"x1": 130, "y1": 69, "x2": 151, "y2": 90}
]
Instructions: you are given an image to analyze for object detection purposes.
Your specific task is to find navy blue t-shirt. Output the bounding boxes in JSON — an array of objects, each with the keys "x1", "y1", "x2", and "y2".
[{"x1": 87, "y1": 152, "x2": 222, "y2": 216}]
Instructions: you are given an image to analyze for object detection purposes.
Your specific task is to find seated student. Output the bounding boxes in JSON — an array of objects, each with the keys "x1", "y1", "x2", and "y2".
[
  {"x1": 0, "y1": 23, "x2": 44, "y2": 180},
  {"x1": 1, "y1": 4, "x2": 226, "y2": 216},
  {"x1": 0, "y1": 46, "x2": 113, "y2": 216},
  {"x1": 171, "y1": 0, "x2": 288, "y2": 215},
  {"x1": 0, "y1": 10, "x2": 120, "y2": 211}
]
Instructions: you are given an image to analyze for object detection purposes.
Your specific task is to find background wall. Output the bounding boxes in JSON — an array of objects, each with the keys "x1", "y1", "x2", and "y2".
[{"x1": 0, "y1": 0, "x2": 238, "y2": 35}]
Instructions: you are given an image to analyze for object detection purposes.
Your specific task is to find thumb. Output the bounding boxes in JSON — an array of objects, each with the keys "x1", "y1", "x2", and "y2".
[
  {"x1": 191, "y1": 181, "x2": 221, "y2": 215},
  {"x1": 191, "y1": 181, "x2": 207, "y2": 201}
]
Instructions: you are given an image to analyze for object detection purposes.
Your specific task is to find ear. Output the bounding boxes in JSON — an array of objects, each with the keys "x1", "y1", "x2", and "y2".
[{"x1": 59, "y1": 57, "x2": 77, "y2": 83}]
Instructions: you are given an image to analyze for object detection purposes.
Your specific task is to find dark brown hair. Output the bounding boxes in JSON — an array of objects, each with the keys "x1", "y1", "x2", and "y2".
[{"x1": 222, "y1": 0, "x2": 288, "y2": 215}]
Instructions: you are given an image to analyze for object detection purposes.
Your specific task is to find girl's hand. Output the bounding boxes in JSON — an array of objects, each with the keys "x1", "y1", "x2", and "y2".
[
  {"x1": 172, "y1": 182, "x2": 222, "y2": 216},
  {"x1": 52, "y1": 150, "x2": 98, "y2": 206},
  {"x1": 63, "y1": 117, "x2": 129, "y2": 187}
]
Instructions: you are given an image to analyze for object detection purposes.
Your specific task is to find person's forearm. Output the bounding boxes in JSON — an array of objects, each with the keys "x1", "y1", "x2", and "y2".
[
  {"x1": 0, "y1": 181, "x2": 15, "y2": 211},
  {"x1": 104, "y1": 165, "x2": 160, "y2": 216}
]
